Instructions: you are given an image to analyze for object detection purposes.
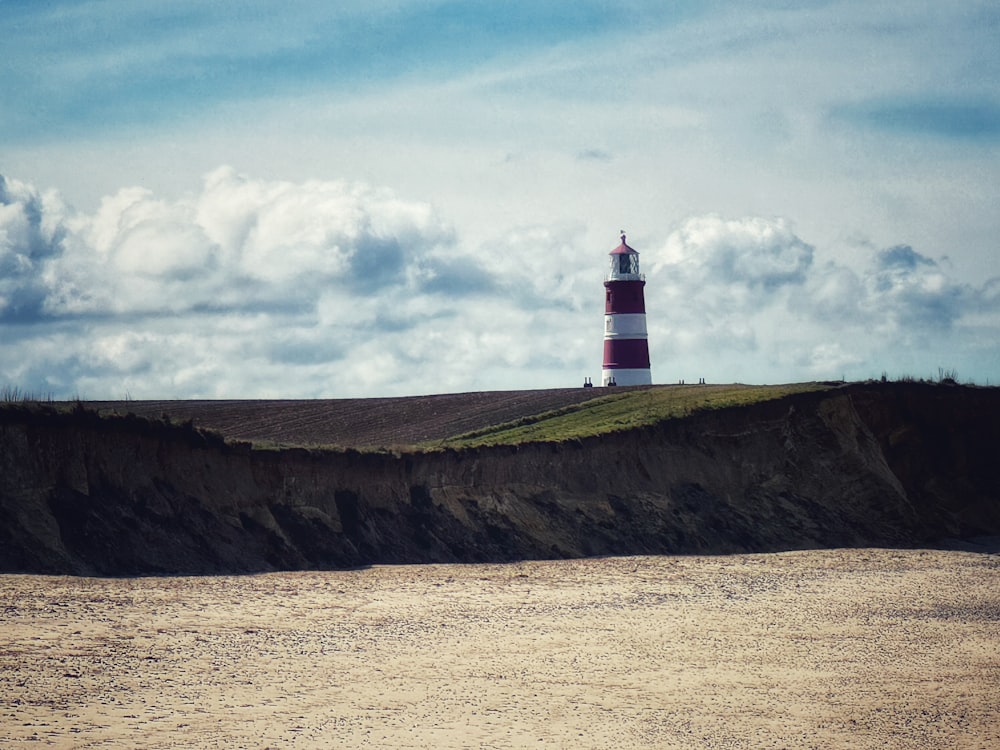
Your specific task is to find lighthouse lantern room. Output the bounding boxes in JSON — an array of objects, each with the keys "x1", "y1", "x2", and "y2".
[{"x1": 602, "y1": 232, "x2": 652, "y2": 386}]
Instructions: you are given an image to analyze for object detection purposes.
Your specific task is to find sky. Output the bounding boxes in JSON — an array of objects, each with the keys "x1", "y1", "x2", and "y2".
[{"x1": 2, "y1": 0, "x2": 999, "y2": 398}]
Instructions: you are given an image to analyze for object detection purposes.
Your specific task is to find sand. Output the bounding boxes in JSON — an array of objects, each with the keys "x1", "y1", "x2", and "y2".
[{"x1": 2, "y1": 548, "x2": 998, "y2": 749}]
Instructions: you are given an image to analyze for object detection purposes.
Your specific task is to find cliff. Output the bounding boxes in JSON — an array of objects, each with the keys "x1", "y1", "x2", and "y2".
[{"x1": 2, "y1": 382, "x2": 998, "y2": 575}]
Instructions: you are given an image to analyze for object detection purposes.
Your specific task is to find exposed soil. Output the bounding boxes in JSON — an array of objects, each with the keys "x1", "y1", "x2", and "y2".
[
  {"x1": 2, "y1": 382, "x2": 999, "y2": 577},
  {"x1": 89, "y1": 387, "x2": 636, "y2": 447}
]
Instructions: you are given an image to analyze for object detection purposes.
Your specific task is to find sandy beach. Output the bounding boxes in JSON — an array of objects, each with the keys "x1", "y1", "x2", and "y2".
[{"x1": 2, "y1": 548, "x2": 998, "y2": 748}]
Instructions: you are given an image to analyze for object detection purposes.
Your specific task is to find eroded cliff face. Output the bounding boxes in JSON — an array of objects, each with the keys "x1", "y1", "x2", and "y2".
[{"x1": 2, "y1": 383, "x2": 998, "y2": 575}]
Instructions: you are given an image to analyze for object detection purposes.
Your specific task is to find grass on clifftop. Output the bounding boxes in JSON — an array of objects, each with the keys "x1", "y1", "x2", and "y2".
[{"x1": 431, "y1": 382, "x2": 836, "y2": 449}]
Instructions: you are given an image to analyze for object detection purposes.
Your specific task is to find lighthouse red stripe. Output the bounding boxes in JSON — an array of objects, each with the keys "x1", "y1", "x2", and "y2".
[
  {"x1": 604, "y1": 280, "x2": 646, "y2": 314},
  {"x1": 603, "y1": 338, "x2": 650, "y2": 369}
]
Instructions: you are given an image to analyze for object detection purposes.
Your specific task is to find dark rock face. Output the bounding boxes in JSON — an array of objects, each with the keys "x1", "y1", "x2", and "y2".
[{"x1": 1, "y1": 383, "x2": 998, "y2": 575}]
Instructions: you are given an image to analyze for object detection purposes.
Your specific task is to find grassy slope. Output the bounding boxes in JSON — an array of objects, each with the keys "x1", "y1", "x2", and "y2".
[{"x1": 429, "y1": 382, "x2": 836, "y2": 449}]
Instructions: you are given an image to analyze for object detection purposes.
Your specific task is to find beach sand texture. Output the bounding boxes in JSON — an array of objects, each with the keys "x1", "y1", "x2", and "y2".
[{"x1": 2, "y1": 548, "x2": 998, "y2": 749}]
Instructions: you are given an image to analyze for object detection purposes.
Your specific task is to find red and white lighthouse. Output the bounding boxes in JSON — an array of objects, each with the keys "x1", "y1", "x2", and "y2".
[{"x1": 602, "y1": 232, "x2": 651, "y2": 386}]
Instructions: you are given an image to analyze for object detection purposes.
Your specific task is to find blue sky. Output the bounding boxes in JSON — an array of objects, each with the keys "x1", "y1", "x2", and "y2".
[{"x1": 2, "y1": 0, "x2": 999, "y2": 397}]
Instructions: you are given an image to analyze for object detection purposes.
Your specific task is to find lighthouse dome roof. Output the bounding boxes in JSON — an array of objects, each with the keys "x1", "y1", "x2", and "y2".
[{"x1": 610, "y1": 232, "x2": 639, "y2": 255}]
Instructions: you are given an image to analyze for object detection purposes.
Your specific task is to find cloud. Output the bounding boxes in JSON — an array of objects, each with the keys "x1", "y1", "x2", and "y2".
[
  {"x1": 649, "y1": 217, "x2": 981, "y2": 340},
  {"x1": 795, "y1": 263, "x2": 866, "y2": 324},
  {"x1": 875, "y1": 244, "x2": 936, "y2": 272},
  {"x1": 644, "y1": 215, "x2": 999, "y2": 383},
  {"x1": 24, "y1": 166, "x2": 457, "y2": 321},
  {"x1": 576, "y1": 149, "x2": 612, "y2": 162},
  {"x1": 865, "y1": 245, "x2": 975, "y2": 332},
  {"x1": 0, "y1": 175, "x2": 67, "y2": 322},
  {"x1": 654, "y1": 215, "x2": 815, "y2": 300},
  {"x1": 834, "y1": 98, "x2": 1000, "y2": 140},
  {"x1": 2, "y1": 170, "x2": 998, "y2": 398},
  {"x1": 416, "y1": 257, "x2": 498, "y2": 296},
  {"x1": 0, "y1": 169, "x2": 598, "y2": 397}
]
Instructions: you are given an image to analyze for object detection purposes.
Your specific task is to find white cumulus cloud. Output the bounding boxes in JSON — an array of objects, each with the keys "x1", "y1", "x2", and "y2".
[
  {"x1": 644, "y1": 215, "x2": 999, "y2": 384},
  {"x1": 2, "y1": 171, "x2": 998, "y2": 398}
]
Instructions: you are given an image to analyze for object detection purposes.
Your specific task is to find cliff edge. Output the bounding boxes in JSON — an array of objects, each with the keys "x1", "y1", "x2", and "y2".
[{"x1": 2, "y1": 382, "x2": 998, "y2": 575}]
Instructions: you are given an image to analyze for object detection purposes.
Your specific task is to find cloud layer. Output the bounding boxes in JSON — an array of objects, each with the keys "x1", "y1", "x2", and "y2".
[
  {"x1": 2, "y1": 170, "x2": 997, "y2": 398},
  {"x1": 648, "y1": 214, "x2": 998, "y2": 383}
]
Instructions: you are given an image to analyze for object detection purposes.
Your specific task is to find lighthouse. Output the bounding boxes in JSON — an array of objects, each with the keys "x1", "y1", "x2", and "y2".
[{"x1": 602, "y1": 232, "x2": 652, "y2": 386}]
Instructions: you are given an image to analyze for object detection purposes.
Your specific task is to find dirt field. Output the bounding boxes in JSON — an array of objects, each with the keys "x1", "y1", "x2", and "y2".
[
  {"x1": 89, "y1": 388, "x2": 623, "y2": 447},
  {"x1": 2, "y1": 548, "x2": 998, "y2": 749}
]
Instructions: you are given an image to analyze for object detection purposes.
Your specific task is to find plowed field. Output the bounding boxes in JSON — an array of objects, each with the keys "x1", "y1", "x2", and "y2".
[{"x1": 90, "y1": 387, "x2": 643, "y2": 448}]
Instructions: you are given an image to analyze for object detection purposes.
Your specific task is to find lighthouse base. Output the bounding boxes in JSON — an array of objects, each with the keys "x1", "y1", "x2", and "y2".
[{"x1": 602, "y1": 368, "x2": 652, "y2": 387}]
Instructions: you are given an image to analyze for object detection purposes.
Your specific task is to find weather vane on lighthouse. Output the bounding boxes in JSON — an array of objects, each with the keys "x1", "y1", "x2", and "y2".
[{"x1": 602, "y1": 231, "x2": 652, "y2": 386}]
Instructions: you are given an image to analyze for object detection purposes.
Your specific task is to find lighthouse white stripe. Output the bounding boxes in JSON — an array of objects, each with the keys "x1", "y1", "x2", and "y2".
[
  {"x1": 601, "y1": 368, "x2": 653, "y2": 386},
  {"x1": 604, "y1": 313, "x2": 648, "y2": 338}
]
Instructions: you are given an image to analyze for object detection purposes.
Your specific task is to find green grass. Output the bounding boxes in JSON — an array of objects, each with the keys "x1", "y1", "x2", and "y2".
[{"x1": 428, "y1": 382, "x2": 837, "y2": 449}]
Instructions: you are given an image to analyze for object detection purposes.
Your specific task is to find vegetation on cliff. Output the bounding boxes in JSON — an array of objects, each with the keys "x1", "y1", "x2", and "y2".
[{"x1": 433, "y1": 382, "x2": 836, "y2": 448}]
